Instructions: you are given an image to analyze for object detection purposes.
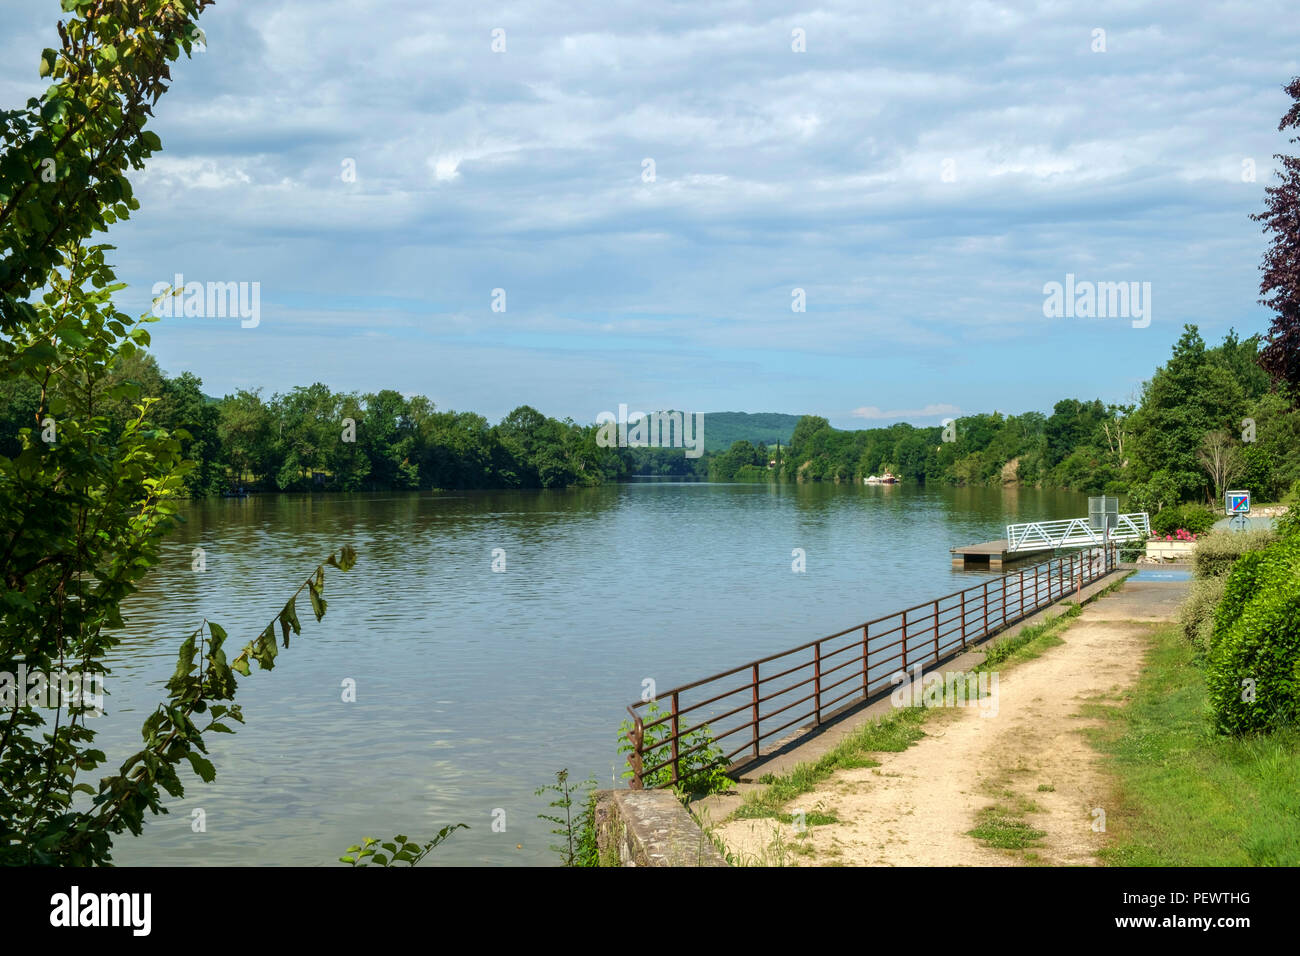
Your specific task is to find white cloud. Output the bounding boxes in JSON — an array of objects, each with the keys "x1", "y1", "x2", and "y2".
[
  {"x1": 0, "y1": 0, "x2": 1288, "y2": 417},
  {"x1": 852, "y1": 404, "x2": 962, "y2": 420}
]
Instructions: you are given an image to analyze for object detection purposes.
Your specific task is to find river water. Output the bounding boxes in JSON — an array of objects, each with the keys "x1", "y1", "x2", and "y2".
[{"x1": 99, "y1": 481, "x2": 1088, "y2": 865}]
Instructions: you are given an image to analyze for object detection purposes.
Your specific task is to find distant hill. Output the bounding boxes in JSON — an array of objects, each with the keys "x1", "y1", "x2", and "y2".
[{"x1": 700, "y1": 412, "x2": 802, "y2": 452}]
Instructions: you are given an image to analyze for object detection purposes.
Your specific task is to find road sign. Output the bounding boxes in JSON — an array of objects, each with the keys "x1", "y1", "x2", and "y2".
[
  {"x1": 1088, "y1": 496, "x2": 1119, "y2": 531},
  {"x1": 1225, "y1": 490, "x2": 1251, "y2": 515}
]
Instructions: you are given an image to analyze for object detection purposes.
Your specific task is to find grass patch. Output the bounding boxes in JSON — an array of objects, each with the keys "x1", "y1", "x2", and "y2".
[
  {"x1": 730, "y1": 707, "x2": 929, "y2": 820},
  {"x1": 968, "y1": 805, "x2": 1047, "y2": 850},
  {"x1": 774, "y1": 809, "x2": 838, "y2": 826},
  {"x1": 977, "y1": 603, "x2": 1080, "y2": 670},
  {"x1": 1091, "y1": 625, "x2": 1300, "y2": 866}
]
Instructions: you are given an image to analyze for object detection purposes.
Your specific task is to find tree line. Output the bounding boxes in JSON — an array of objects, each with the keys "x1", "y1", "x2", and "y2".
[
  {"x1": 0, "y1": 351, "x2": 633, "y2": 495},
  {"x1": 2, "y1": 325, "x2": 1294, "y2": 507},
  {"x1": 741, "y1": 327, "x2": 1300, "y2": 510}
]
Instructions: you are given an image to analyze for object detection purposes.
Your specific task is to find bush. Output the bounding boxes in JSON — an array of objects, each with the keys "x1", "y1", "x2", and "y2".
[
  {"x1": 732, "y1": 464, "x2": 770, "y2": 483},
  {"x1": 1278, "y1": 506, "x2": 1300, "y2": 540},
  {"x1": 618, "y1": 700, "x2": 733, "y2": 796},
  {"x1": 1151, "y1": 504, "x2": 1216, "y2": 537},
  {"x1": 1181, "y1": 505, "x2": 1218, "y2": 535},
  {"x1": 1180, "y1": 576, "x2": 1226, "y2": 651},
  {"x1": 1192, "y1": 530, "x2": 1278, "y2": 579},
  {"x1": 535, "y1": 769, "x2": 598, "y2": 867},
  {"x1": 1205, "y1": 535, "x2": 1300, "y2": 735}
]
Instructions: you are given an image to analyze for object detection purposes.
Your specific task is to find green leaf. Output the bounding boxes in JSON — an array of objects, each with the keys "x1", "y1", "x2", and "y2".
[
  {"x1": 279, "y1": 597, "x2": 301, "y2": 647},
  {"x1": 307, "y1": 581, "x2": 326, "y2": 622},
  {"x1": 168, "y1": 633, "x2": 197, "y2": 688},
  {"x1": 185, "y1": 752, "x2": 216, "y2": 783},
  {"x1": 251, "y1": 626, "x2": 278, "y2": 671},
  {"x1": 327, "y1": 545, "x2": 358, "y2": 572}
]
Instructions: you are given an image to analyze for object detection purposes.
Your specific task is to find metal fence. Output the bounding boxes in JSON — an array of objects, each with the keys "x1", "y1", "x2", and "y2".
[{"x1": 624, "y1": 544, "x2": 1116, "y2": 789}]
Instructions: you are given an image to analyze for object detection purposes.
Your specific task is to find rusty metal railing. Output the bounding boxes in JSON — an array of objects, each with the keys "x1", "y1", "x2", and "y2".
[{"x1": 624, "y1": 544, "x2": 1115, "y2": 789}]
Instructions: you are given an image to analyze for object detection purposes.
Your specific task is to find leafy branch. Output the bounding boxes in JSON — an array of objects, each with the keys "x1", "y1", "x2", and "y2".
[
  {"x1": 339, "y1": 825, "x2": 468, "y2": 867},
  {"x1": 71, "y1": 545, "x2": 358, "y2": 859}
]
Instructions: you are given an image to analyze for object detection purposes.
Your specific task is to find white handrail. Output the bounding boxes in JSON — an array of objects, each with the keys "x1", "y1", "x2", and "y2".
[{"x1": 1005, "y1": 513, "x2": 1149, "y2": 552}]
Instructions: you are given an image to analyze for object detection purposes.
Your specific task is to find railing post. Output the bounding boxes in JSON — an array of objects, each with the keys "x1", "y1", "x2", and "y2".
[
  {"x1": 861, "y1": 624, "x2": 869, "y2": 699},
  {"x1": 982, "y1": 580, "x2": 989, "y2": 637},
  {"x1": 960, "y1": 589, "x2": 967, "y2": 649},
  {"x1": 628, "y1": 714, "x2": 644, "y2": 790},
  {"x1": 814, "y1": 641, "x2": 822, "y2": 726},
  {"x1": 671, "y1": 691, "x2": 680, "y2": 786},
  {"x1": 932, "y1": 599, "x2": 939, "y2": 661},
  {"x1": 1019, "y1": 569, "x2": 1025, "y2": 619},
  {"x1": 1002, "y1": 575, "x2": 1008, "y2": 627},
  {"x1": 750, "y1": 663, "x2": 760, "y2": 759},
  {"x1": 901, "y1": 610, "x2": 908, "y2": 671}
]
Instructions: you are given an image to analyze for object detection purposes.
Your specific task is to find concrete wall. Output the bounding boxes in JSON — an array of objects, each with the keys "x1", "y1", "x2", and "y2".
[{"x1": 594, "y1": 789, "x2": 728, "y2": 866}]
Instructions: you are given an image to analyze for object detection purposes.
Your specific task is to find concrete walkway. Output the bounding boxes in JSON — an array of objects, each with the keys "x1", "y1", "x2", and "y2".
[{"x1": 708, "y1": 575, "x2": 1188, "y2": 866}]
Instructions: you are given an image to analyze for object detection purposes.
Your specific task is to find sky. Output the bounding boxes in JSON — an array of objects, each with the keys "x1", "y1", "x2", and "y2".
[{"x1": 1, "y1": 0, "x2": 1297, "y2": 429}]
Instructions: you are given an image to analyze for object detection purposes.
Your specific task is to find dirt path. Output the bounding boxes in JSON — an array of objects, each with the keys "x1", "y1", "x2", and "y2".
[{"x1": 713, "y1": 581, "x2": 1185, "y2": 866}]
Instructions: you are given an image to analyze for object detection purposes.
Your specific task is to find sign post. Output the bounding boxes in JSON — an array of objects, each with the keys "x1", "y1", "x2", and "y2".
[
  {"x1": 1225, "y1": 490, "x2": 1251, "y2": 532},
  {"x1": 1089, "y1": 496, "x2": 1118, "y2": 568}
]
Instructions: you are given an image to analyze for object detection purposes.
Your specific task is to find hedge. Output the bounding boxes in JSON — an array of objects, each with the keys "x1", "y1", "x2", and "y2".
[
  {"x1": 1180, "y1": 575, "x2": 1226, "y2": 652},
  {"x1": 1192, "y1": 529, "x2": 1278, "y2": 579},
  {"x1": 1205, "y1": 534, "x2": 1300, "y2": 734}
]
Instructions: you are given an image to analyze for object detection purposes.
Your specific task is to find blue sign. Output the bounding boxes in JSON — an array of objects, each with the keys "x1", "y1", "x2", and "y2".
[{"x1": 1225, "y1": 490, "x2": 1250, "y2": 515}]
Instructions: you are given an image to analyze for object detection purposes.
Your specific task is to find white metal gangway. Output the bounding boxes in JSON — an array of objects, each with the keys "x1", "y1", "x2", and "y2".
[{"x1": 1005, "y1": 513, "x2": 1150, "y2": 553}]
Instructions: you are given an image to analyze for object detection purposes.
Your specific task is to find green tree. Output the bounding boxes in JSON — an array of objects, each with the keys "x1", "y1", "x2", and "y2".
[
  {"x1": 161, "y1": 370, "x2": 223, "y2": 495},
  {"x1": 1251, "y1": 76, "x2": 1300, "y2": 398},
  {"x1": 0, "y1": 1, "x2": 369, "y2": 867},
  {"x1": 271, "y1": 383, "x2": 339, "y2": 490},
  {"x1": 711, "y1": 440, "x2": 760, "y2": 481},
  {"x1": 217, "y1": 388, "x2": 273, "y2": 490},
  {"x1": 892, "y1": 433, "x2": 933, "y2": 482},
  {"x1": 359, "y1": 389, "x2": 418, "y2": 490},
  {"x1": 1128, "y1": 326, "x2": 1247, "y2": 502},
  {"x1": 0, "y1": 374, "x2": 41, "y2": 459},
  {"x1": 1044, "y1": 399, "x2": 1108, "y2": 469}
]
